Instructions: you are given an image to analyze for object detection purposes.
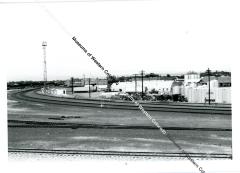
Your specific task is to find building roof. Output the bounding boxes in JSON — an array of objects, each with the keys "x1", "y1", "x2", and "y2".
[
  {"x1": 186, "y1": 71, "x2": 199, "y2": 75},
  {"x1": 171, "y1": 81, "x2": 183, "y2": 87},
  {"x1": 217, "y1": 76, "x2": 231, "y2": 83},
  {"x1": 199, "y1": 76, "x2": 231, "y2": 84},
  {"x1": 200, "y1": 76, "x2": 216, "y2": 83}
]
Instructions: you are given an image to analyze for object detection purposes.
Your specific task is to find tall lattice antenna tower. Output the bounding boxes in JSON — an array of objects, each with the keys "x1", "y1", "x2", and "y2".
[{"x1": 42, "y1": 41, "x2": 47, "y2": 92}]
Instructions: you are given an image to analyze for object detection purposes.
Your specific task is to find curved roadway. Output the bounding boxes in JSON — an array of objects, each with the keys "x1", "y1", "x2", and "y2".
[{"x1": 12, "y1": 88, "x2": 232, "y2": 115}]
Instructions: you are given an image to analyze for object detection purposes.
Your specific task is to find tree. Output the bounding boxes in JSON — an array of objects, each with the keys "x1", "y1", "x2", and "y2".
[
  {"x1": 118, "y1": 76, "x2": 126, "y2": 82},
  {"x1": 107, "y1": 75, "x2": 119, "y2": 90},
  {"x1": 145, "y1": 73, "x2": 159, "y2": 78}
]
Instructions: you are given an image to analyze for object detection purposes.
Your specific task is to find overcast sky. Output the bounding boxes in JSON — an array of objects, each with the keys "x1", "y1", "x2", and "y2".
[{"x1": 1, "y1": 0, "x2": 239, "y2": 81}]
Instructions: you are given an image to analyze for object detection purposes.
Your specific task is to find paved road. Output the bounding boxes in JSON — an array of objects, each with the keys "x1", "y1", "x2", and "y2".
[{"x1": 8, "y1": 90, "x2": 232, "y2": 159}]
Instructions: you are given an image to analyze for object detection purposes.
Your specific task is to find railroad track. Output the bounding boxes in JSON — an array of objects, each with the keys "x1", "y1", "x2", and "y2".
[
  {"x1": 8, "y1": 148, "x2": 232, "y2": 159},
  {"x1": 11, "y1": 89, "x2": 232, "y2": 115},
  {"x1": 8, "y1": 119, "x2": 231, "y2": 131},
  {"x1": 8, "y1": 89, "x2": 232, "y2": 160}
]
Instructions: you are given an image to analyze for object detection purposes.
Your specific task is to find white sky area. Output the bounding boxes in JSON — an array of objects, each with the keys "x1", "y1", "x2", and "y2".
[{"x1": 1, "y1": 0, "x2": 239, "y2": 81}]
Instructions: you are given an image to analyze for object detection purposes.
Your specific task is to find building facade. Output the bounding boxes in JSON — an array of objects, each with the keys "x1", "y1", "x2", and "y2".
[{"x1": 183, "y1": 75, "x2": 231, "y2": 104}]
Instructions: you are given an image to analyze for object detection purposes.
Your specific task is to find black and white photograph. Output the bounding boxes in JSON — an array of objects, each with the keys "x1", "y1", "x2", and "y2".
[{"x1": 1, "y1": 0, "x2": 240, "y2": 173}]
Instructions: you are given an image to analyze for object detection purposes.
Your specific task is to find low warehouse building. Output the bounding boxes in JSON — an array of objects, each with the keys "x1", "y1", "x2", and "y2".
[
  {"x1": 111, "y1": 80, "x2": 174, "y2": 94},
  {"x1": 184, "y1": 76, "x2": 231, "y2": 104}
]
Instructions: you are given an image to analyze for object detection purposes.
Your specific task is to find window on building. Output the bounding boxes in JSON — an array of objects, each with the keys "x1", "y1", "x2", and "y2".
[{"x1": 219, "y1": 83, "x2": 231, "y2": 87}]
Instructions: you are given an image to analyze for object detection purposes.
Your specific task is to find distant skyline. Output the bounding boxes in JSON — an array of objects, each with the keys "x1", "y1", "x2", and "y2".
[
  {"x1": 2, "y1": 1, "x2": 236, "y2": 82},
  {"x1": 7, "y1": 68, "x2": 231, "y2": 82}
]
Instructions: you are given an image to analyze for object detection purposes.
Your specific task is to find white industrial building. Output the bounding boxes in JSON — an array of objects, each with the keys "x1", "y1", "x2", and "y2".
[
  {"x1": 183, "y1": 75, "x2": 231, "y2": 104},
  {"x1": 171, "y1": 81, "x2": 184, "y2": 95},
  {"x1": 110, "y1": 71, "x2": 231, "y2": 104},
  {"x1": 184, "y1": 71, "x2": 201, "y2": 87},
  {"x1": 111, "y1": 80, "x2": 174, "y2": 94},
  {"x1": 42, "y1": 88, "x2": 67, "y2": 96},
  {"x1": 184, "y1": 85, "x2": 231, "y2": 103},
  {"x1": 97, "y1": 85, "x2": 108, "y2": 91},
  {"x1": 73, "y1": 85, "x2": 97, "y2": 92}
]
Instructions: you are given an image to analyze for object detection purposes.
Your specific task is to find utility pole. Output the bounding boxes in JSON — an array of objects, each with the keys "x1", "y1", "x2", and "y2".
[
  {"x1": 42, "y1": 41, "x2": 47, "y2": 93},
  {"x1": 71, "y1": 77, "x2": 74, "y2": 94},
  {"x1": 207, "y1": 68, "x2": 211, "y2": 105},
  {"x1": 141, "y1": 70, "x2": 144, "y2": 100},
  {"x1": 88, "y1": 78, "x2": 91, "y2": 98},
  {"x1": 133, "y1": 74, "x2": 137, "y2": 93},
  {"x1": 83, "y1": 74, "x2": 85, "y2": 86}
]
